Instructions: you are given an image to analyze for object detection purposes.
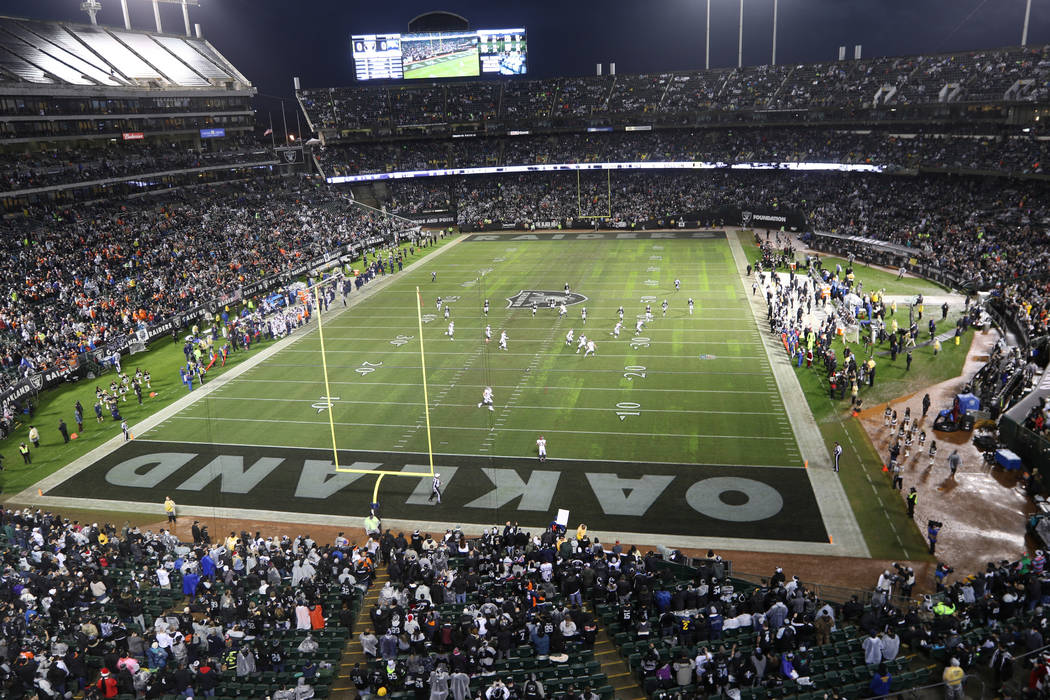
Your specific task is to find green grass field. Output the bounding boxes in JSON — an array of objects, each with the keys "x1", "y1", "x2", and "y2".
[
  {"x1": 404, "y1": 50, "x2": 479, "y2": 79},
  {"x1": 142, "y1": 234, "x2": 799, "y2": 467},
  {"x1": 12, "y1": 229, "x2": 979, "y2": 554}
]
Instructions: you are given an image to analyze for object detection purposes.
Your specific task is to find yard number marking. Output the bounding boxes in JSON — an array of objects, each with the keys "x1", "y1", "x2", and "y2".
[
  {"x1": 355, "y1": 361, "x2": 384, "y2": 376},
  {"x1": 312, "y1": 395, "x2": 339, "y2": 413},
  {"x1": 615, "y1": 401, "x2": 641, "y2": 421},
  {"x1": 630, "y1": 336, "x2": 650, "y2": 349},
  {"x1": 623, "y1": 365, "x2": 647, "y2": 380},
  {"x1": 390, "y1": 334, "x2": 414, "y2": 347}
]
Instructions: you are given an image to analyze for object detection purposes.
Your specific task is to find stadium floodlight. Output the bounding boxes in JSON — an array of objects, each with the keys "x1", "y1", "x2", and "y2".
[
  {"x1": 772, "y1": 0, "x2": 778, "y2": 65},
  {"x1": 1022, "y1": 0, "x2": 1032, "y2": 46},
  {"x1": 738, "y1": 0, "x2": 744, "y2": 68},
  {"x1": 111, "y1": 0, "x2": 199, "y2": 35},
  {"x1": 80, "y1": 0, "x2": 103, "y2": 25},
  {"x1": 705, "y1": 0, "x2": 711, "y2": 70}
]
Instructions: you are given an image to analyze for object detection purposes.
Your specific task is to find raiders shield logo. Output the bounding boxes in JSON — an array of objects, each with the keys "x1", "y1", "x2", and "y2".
[
  {"x1": 283, "y1": 150, "x2": 299, "y2": 163},
  {"x1": 741, "y1": 211, "x2": 753, "y2": 226},
  {"x1": 506, "y1": 290, "x2": 588, "y2": 309},
  {"x1": 29, "y1": 373, "x2": 44, "y2": 391}
]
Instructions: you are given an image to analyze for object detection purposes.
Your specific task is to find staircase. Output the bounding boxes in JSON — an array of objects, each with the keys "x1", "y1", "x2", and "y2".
[
  {"x1": 328, "y1": 570, "x2": 646, "y2": 700},
  {"x1": 331, "y1": 568, "x2": 389, "y2": 696},
  {"x1": 587, "y1": 601, "x2": 645, "y2": 700}
]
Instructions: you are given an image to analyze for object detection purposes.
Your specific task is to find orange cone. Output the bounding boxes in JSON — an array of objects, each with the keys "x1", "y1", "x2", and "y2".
[{"x1": 881, "y1": 464, "x2": 889, "y2": 472}]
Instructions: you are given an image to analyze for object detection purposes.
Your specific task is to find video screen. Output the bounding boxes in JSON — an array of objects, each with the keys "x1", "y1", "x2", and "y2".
[{"x1": 351, "y1": 28, "x2": 526, "y2": 81}]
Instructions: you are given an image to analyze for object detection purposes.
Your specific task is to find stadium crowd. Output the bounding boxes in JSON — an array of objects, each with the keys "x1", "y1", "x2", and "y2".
[
  {"x1": 354, "y1": 520, "x2": 1050, "y2": 700},
  {"x1": 0, "y1": 140, "x2": 274, "y2": 193},
  {"x1": 0, "y1": 505, "x2": 367, "y2": 698},
  {"x1": 0, "y1": 177, "x2": 415, "y2": 397},
  {"x1": 2, "y1": 500, "x2": 1050, "y2": 698},
  {"x1": 299, "y1": 45, "x2": 1050, "y2": 130}
]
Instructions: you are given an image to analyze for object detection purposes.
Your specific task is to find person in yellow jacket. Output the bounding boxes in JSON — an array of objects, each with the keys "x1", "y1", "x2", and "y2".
[
  {"x1": 942, "y1": 658, "x2": 965, "y2": 700},
  {"x1": 164, "y1": 496, "x2": 177, "y2": 524},
  {"x1": 576, "y1": 523, "x2": 588, "y2": 541}
]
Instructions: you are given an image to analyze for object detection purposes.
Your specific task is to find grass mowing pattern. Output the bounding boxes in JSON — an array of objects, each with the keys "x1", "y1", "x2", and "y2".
[{"x1": 142, "y1": 234, "x2": 803, "y2": 468}]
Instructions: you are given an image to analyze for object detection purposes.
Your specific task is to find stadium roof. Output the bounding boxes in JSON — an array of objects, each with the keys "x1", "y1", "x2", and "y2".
[{"x1": 0, "y1": 15, "x2": 250, "y2": 90}]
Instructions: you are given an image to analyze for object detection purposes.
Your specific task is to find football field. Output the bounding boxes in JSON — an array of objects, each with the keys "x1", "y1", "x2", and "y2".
[
  {"x1": 403, "y1": 50, "x2": 479, "y2": 79},
  {"x1": 41, "y1": 231, "x2": 856, "y2": 551}
]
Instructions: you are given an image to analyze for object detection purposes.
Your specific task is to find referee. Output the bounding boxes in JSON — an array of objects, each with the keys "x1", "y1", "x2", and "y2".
[{"x1": 833, "y1": 442, "x2": 843, "y2": 472}]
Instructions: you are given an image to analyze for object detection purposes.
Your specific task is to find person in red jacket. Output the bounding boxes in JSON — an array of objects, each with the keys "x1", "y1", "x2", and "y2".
[
  {"x1": 309, "y1": 603, "x2": 326, "y2": 630},
  {"x1": 96, "y1": 668, "x2": 119, "y2": 698}
]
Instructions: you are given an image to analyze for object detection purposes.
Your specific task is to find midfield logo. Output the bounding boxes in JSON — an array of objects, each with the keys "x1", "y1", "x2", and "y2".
[{"x1": 506, "y1": 290, "x2": 588, "y2": 309}]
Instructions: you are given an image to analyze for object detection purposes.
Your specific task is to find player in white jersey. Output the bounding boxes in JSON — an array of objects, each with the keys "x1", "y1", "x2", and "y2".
[
  {"x1": 635, "y1": 319, "x2": 645, "y2": 334},
  {"x1": 674, "y1": 278, "x2": 681, "y2": 291},
  {"x1": 484, "y1": 324, "x2": 492, "y2": 342},
  {"x1": 428, "y1": 473, "x2": 442, "y2": 503},
  {"x1": 499, "y1": 331, "x2": 508, "y2": 350},
  {"x1": 483, "y1": 299, "x2": 489, "y2": 316},
  {"x1": 581, "y1": 307, "x2": 587, "y2": 324},
  {"x1": 478, "y1": 387, "x2": 495, "y2": 411},
  {"x1": 576, "y1": 335, "x2": 587, "y2": 353},
  {"x1": 531, "y1": 303, "x2": 537, "y2": 317},
  {"x1": 662, "y1": 299, "x2": 669, "y2": 317},
  {"x1": 559, "y1": 303, "x2": 567, "y2": 317},
  {"x1": 688, "y1": 298, "x2": 694, "y2": 315},
  {"x1": 611, "y1": 321, "x2": 622, "y2": 338},
  {"x1": 584, "y1": 339, "x2": 596, "y2": 357},
  {"x1": 645, "y1": 304, "x2": 653, "y2": 322},
  {"x1": 536, "y1": 436, "x2": 547, "y2": 462},
  {"x1": 446, "y1": 321, "x2": 454, "y2": 339},
  {"x1": 565, "y1": 329, "x2": 574, "y2": 346},
  {"x1": 436, "y1": 297, "x2": 442, "y2": 312}
]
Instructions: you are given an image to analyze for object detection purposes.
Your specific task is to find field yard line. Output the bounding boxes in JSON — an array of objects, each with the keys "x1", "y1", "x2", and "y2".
[
  {"x1": 279, "y1": 349, "x2": 768, "y2": 358},
  {"x1": 235, "y1": 379, "x2": 778, "y2": 394},
  {"x1": 318, "y1": 325, "x2": 760, "y2": 333},
  {"x1": 253, "y1": 363, "x2": 774, "y2": 376},
  {"x1": 727, "y1": 229, "x2": 869, "y2": 558},
  {"x1": 185, "y1": 396, "x2": 789, "y2": 416},
  {"x1": 132, "y1": 438, "x2": 805, "y2": 470},
  {"x1": 481, "y1": 315, "x2": 564, "y2": 451},
  {"x1": 285, "y1": 339, "x2": 761, "y2": 346},
  {"x1": 162, "y1": 414, "x2": 796, "y2": 441},
  {"x1": 393, "y1": 341, "x2": 486, "y2": 449},
  {"x1": 15, "y1": 235, "x2": 469, "y2": 500}
]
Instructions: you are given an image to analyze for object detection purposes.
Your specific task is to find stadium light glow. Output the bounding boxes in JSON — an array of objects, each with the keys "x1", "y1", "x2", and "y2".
[{"x1": 325, "y1": 160, "x2": 887, "y2": 185}]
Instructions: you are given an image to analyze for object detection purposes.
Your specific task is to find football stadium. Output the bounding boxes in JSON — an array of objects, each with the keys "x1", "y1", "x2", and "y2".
[{"x1": 0, "y1": 1, "x2": 1048, "y2": 698}]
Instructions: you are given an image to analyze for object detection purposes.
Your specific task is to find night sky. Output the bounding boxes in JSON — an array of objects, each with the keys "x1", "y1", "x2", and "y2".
[{"x1": 3, "y1": 0, "x2": 1046, "y2": 101}]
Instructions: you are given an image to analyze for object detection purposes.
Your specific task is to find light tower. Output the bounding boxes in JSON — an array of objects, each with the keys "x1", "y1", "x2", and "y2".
[
  {"x1": 80, "y1": 0, "x2": 103, "y2": 24},
  {"x1": 85, "y1": 0, "x2": 200, "y2": 35}
]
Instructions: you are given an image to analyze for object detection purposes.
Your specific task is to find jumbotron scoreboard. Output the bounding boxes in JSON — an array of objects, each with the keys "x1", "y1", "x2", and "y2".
[{"x1": 351, "y1": 27, "x2": 526, "y2": 81}]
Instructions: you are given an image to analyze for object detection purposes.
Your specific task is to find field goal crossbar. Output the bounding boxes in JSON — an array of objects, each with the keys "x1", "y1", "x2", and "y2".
[
  {"x1": 576, "y1": 169, "x2": 612, "y2": 219},
  {"x1": 308, "y1": 270, "x2": 436, "y2": 503}
]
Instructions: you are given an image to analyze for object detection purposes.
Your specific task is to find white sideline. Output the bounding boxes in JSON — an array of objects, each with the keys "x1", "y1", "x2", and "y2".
[
  {"x1": 15, "y1": 230, "x2": 866, "y2": 557},
  {"x1": 15, "y1": 236, "x2": 466, "y2": 500},
  {"x1": 726, "y1": 229, "x2": 870, "y2": 558}
]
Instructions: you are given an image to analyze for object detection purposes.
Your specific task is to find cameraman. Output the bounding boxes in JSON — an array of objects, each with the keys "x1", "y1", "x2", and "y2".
[{"x1": 485, "y1": 678, "x2": 511, "y2": 700}]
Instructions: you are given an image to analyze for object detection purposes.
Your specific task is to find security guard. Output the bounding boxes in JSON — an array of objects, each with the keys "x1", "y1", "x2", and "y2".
[{"x1": 19, "y1": 441, "x2": 31, "y2": 464}]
